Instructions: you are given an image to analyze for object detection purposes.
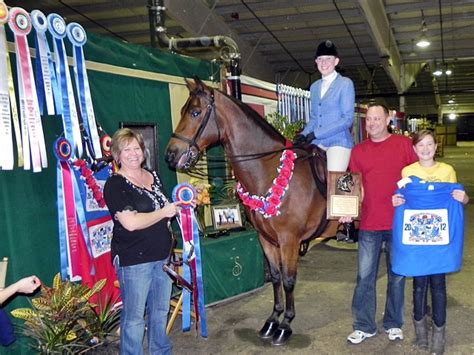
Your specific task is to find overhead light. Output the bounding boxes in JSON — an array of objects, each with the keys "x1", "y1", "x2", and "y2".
[
  {"x1": 445, "y1": 68, "x2": 452, "y2": 75},
  {"x1": 448, "y1": 97, "x2": 455, "y2": 104},
  {"x1": 416, "y1": 10, "x2": 431, "y2": 48},
  {"x1": 433, "y1": 69, "x2": 443, "y2": 76},
  {"x1": 416, "y1": 34, "x2": 431, "y2": 48},
  {"x1": 448, "y1": 113, "x2": 456, "y2": 120}
]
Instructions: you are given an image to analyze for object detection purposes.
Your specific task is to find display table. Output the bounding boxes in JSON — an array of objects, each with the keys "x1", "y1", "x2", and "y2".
[{"x1": 177, "y1": 229, "x2": 264, "y2": 305}]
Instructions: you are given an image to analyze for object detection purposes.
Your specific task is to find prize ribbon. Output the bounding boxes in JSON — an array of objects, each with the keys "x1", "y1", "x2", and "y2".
[
  {"x1": 48, "y1": 13, "x2": 83, "y2": 158},
  {"x1": 67, "y1": 22, "x2": 102, "y2": 159},
  {"x1": 31, "y1": 9, "x2": 60, "y2": 116},
  {"x1": 8, "y1": 7, "x2": 48, "y2": 172},
  {"x1": 0, "y1": 2, "x2": 14, "y2": 169},
  {"x1": 172, "y1": 183, "x2": 207, "y2": 337}
]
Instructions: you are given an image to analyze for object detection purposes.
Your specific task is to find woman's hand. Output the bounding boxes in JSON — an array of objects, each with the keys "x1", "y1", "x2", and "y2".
[
  {"x1": 14, "y1": 276, "x2": 41, "y2": 294},
  {"x1": 452, "y1": 189, "x2": 469, "y2": 204},
  {"x1": 161, "y1": 202, "x2": 181, "y2": 218},
  {"x1": 392, "y1": 194, "x2": 405, "y2": 207}
]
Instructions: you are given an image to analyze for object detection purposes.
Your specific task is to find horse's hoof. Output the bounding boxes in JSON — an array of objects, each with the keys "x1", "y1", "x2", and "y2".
[
  {"x1": 299, "y1": 240, "x2": 309, "y2": 256},
  {"x1": 271, "y1": 327, "x2": 293, "y2": 346},
  {"x1": 258, "y1": 321, "x2": 279, "y2": 339}
]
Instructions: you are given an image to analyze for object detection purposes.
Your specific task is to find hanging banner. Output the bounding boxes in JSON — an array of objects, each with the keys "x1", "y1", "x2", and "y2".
[
  {"x1": 48, "y1": 13, "x2": 83, "y2": 158},
  {"x1": 0, "y1": 2, "x2": 13, "y2": 169},
  {"x1": 31, "y1": 9, "x2": 60, "y2": 116},
  {"x1": 67, "y1": 22, "x2": 102, "y2": 159},
  {"x1": 8, "y1": 7, "x2": 48, "y2": 172}
]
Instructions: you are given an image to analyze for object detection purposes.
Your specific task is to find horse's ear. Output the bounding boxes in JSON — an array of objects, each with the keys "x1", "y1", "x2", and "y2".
[
  {"x1": 185, "y1": 78, "x2": 195, "y2": 91},
  {"x1": 194, "y1": 76, "x2": 207, "y2": 92}
]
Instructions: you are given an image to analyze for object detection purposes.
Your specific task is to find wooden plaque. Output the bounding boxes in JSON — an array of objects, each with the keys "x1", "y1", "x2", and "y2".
[{"x1": 327, "y1": 172, "x2": 362, "y2": 220}]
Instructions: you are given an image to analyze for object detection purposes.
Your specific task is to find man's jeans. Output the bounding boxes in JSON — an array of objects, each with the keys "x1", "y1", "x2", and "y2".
[
  {"x1": 413, "y1": 273, "x2": 446, "y2": 327},
  {"x1": 115, "y1": 258, "x2": 172, "y2": 355},
  {"x1": 352, "y1": 230, "x2": 405, "y2": 334}
]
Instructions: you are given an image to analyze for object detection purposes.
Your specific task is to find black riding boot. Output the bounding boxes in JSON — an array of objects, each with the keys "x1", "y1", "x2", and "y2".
[{"x1": 336, "y1": 222, "x2": 357, "y2": 243}]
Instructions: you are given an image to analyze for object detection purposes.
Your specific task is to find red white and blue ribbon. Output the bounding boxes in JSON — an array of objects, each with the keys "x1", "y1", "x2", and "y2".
[
  {"x1": 67, "y1": 22, "x2": 102, "y2": 160},
  {"x1": 48, "y1": 13, "x2": 83, "y2": 158},
  {"x1": 54, "y1": 137, "x2": 93, "y2": 280},
  {"x1": 172, "y1": 183, "x2": 207, "y2": 337},
  {"x1": 8, "y1": 7, "x2": 47, "y2": 172},
  {"x1": 31, "y1": 9, "x2": 60, "y2": 116},
  {"x1": 0, "y1": 2, "x2": 13, "y2": 169}
]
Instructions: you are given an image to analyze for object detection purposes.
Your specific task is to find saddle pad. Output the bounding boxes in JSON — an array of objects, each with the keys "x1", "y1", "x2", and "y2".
[{"x1": 392, "y1": 176, "x2": 465, "y2": 277}]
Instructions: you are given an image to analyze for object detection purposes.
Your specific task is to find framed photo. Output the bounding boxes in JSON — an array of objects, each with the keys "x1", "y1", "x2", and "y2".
[
  {"x1": 211, "y1": 204, "x2": 243, "y2": 231},
  {"x1": 120, "y1": 122, "x2": 158, "y2": 172}
]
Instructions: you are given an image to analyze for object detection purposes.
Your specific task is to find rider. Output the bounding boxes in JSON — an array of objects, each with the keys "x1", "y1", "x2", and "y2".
[{"x1": 293, "y1": 40, "x2": 356, "y2": 242}]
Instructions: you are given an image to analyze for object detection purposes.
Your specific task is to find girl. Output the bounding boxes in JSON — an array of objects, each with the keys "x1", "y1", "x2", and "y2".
[{"x1": 392, "y1": 130, "x2": 469, "y2": 354}]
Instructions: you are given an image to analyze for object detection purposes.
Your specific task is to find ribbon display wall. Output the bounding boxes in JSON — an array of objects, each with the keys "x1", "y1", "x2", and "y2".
[
  {"x1": 8, "y1": 7, "x2": 48, "y2": 172},
  {"x1": 31, "y1": 9, "x2": 60, "y2": 116},
  {"x1": 48, "y1": 13, "x2": 83, "y2": 159},
  {"x1": 277, "y1": 84, "x2": 310, "y2": 124},
  {"x1": 172, "y1": 183, "x2": 207, "y2": 338},
  {"x1": 0, "y1": 2, "x2": 14, "y2": 169},
  {"x1": 67, "y1": 22, "x2": 102, "y2": 159}
]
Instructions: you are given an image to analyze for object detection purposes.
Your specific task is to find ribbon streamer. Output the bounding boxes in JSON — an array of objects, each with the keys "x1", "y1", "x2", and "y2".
[
  {"x1": 0, "y1": 3, "x2": 13, "y2": 169},
  {"x1": 48, "y1": 13, "x2": 83, "y2": 158},
  {"x1": 67, "y1": 22, "x2": 102, "y2": 159},
  {"x1": 8, "y1": 7, "x2": 48, "y2": 172},
  {"x1": 32, "y1": 9, "x2": 60, "y2": 116}
]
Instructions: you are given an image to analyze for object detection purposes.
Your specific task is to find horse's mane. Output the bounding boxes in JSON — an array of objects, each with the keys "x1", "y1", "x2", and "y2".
[{"x1": 216, "y1": 89, "x2": 287, "y2": 144}]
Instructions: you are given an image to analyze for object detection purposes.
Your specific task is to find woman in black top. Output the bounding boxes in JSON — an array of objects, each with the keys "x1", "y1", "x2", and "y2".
[{"x1": 104, "y1": 128, "x2": 180, "y2": 355}]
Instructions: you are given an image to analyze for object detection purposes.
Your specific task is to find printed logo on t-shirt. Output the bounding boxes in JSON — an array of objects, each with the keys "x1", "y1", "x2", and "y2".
[{"x1": 402, "y1": 209, "x2": 449, "y2": 245}]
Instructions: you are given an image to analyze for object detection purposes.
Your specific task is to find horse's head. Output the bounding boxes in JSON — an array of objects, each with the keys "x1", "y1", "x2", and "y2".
[{"x1": 165, "y1": 77, "x2": 220, "y2": 170}]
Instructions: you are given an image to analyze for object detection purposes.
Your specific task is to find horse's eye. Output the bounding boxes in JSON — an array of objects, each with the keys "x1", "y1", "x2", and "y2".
[{"x1": 191, "y1": 110, "x2": 201, "y2": 118}]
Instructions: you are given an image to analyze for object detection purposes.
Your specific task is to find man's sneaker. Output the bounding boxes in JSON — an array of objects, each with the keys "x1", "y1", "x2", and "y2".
[
  {"x1": 347, "y1": 330, "x2": 377, "y2": 344},
  {"x1": 385, "y1": 327, "x2": 404, "y2": 341}
]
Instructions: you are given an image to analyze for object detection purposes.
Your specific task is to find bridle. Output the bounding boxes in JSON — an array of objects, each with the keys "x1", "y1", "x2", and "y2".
[{"x1": 171, "y1": 89, "x2": 218, "y2": 169}]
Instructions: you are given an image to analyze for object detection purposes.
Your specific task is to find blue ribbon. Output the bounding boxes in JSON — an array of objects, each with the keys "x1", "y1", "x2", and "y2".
[
  {"x1": 191, "y1": 212, "x2": 207, "y2": 337},
  {"x1": 57, "y1": 161, "x2": 70, "y2": 279}
]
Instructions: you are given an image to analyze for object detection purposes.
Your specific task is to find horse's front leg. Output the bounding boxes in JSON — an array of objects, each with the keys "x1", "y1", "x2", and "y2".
[
  {"x1": 258, "y1": 236, "x2": 283, "y2": 339},
  {"x1": 271, "y1": 239, "x2": 299, "y2": 346}
]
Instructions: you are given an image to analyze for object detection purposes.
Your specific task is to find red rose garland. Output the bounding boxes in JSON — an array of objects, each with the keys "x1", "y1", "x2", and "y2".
[
  {"x1": 73, "y1": 159, "x2": 106, "y2": 208},
  {"x1": 236, "y1": 149, "x2": 297, "y2": 218}
]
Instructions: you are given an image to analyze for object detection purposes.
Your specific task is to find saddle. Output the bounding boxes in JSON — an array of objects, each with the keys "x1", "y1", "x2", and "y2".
[{"x1": 307, "y1": 144, "x2": 327, "y2": 199}]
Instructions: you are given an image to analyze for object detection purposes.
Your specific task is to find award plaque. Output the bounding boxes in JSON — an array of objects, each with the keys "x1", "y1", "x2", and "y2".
[{"x1": 327, "y1": 172, "x2": 362, "y2": 219}]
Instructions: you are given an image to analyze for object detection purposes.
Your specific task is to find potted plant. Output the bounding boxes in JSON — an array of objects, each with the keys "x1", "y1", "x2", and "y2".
[{"x1": 10, "y1": 273, "x2": 116, "y2": 354}]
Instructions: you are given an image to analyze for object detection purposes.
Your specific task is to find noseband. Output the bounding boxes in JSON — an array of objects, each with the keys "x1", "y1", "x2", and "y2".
[{"x1": 171, "y1": 90, "x2": 218, "y2": 169}]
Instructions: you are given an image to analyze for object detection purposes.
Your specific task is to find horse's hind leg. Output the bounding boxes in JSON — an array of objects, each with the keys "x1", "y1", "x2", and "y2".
[
  {"x1": 257, "y1": 237, "x2": 284, "y2": 339},
  {"x1": 271, "y1": 240, "x2": 299, "y2": 346}
]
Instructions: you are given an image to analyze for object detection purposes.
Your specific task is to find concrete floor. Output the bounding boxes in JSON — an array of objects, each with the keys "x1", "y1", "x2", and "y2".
[{"x1": 168, "y1": 143, "x2": 474, "y2": 355}]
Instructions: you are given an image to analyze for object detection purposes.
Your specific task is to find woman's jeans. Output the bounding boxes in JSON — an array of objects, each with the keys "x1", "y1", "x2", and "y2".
[
  {"x1": 352, "y1": 230, "x2": 405, "y2": 334},
  {"x1": 413, "y1": 274, "x2": 446, "y2": 327},
  {"x1": 115, "y1": 258, "x2": 172, "y2": 355}
]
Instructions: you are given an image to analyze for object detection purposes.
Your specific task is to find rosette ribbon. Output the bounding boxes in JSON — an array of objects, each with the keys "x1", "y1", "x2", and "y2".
[
  {"x1": 31, "y1": 9, "x2": 60, "y2": 116},
  {"x1": 0, "y1": 2, "x2": 14, "y2": 169},
  {"x1": 48, "y1": 13, "x2": 83, "y2": 158},
  {"x1": 8, "y1": 7, "x2": 48, "y2": 172},
  {"x1": 172, "y1": 183, "x2": 207, "y2": 337},
  {"x1": 67, "y1": 22, "x2": 102, "y2": 159},
  {"x1": 55, "y1": 137, "x2": 93, "y2": 280}
]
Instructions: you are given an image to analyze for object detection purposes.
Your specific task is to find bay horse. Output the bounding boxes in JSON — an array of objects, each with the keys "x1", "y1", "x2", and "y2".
[{"x1": 165, "y1": 78, "x2": 335, "y2": 346}]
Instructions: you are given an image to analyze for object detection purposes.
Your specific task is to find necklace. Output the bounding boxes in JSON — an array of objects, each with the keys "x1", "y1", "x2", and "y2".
[{"x1": 121, "y1": 169, "x2": 146, "y2": 189}]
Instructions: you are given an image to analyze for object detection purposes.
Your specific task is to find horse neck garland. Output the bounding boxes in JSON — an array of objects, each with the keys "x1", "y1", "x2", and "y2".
[{"x1": 236, "y1": 149, "x2": 297, "y2": 218}]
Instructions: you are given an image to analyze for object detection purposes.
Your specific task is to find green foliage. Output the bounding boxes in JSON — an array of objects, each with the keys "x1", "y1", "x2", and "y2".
[
  {"x1": 11, "y1": 273, "x2": 116, "y2": 354},
  {"x1": 266, "y1": 112, "x2": 305, "y2": 140}
]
